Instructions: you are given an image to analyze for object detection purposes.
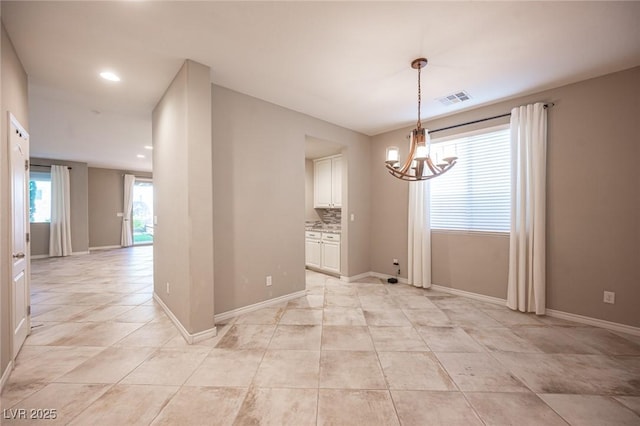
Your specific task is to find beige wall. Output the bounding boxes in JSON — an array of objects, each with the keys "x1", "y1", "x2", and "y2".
[
  {"x1": 30, "y1": 164, "x2": 151, "y2": 254},
  {"x1": 153, "y1": 60, "x2": 215, "y2": 335},
  {"x1": 88, "y1": 167, "x2": 152, "y2": 249},
  {"x1": 28, "y1": 158, "x2": 89, "y2": 256},
  {"x1": 212, "y1": 85, "x2": 370, "y2": 314},
  {"x1": 371, "y1": 66, "x2": 640, "y2": 327},
  {"x1": 304, "y1": 159, "x2": 320, "y2": 222},
  {"x1": 1, "y1": 21, "x2": 28, "y2": 384}
]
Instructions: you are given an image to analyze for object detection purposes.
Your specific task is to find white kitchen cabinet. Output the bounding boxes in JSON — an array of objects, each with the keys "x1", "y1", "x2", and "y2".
[
  {"x1": 305, "y1": 231, "x2": 322, "y2": 269},
  {"x1": 314, "y1": 155, "x2": 342, "y2": 208},
  {"x1": 305, "y1": 231, "x2": 341, "y2": 274},
  {"x1": 331, "y1": 156, "x2": 342, "y2": 208},
  {"x1": 321, "y1": 233, "x2": 341, "y2": 274}
]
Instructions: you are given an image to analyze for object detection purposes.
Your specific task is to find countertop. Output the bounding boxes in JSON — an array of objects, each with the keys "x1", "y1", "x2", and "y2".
[{"x1": 305, "y1": 226, "x2": 341, "y2": 235}]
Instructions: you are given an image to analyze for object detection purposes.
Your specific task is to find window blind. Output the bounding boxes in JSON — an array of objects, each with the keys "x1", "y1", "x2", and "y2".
[{"x1": 430, "y1": 126, "x2": 510, "y2": 232}]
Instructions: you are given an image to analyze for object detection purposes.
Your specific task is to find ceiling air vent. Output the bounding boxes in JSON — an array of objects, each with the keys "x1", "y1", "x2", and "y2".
[{"x1": 437, "y1": 90, "x2": 472, "y2": 106}]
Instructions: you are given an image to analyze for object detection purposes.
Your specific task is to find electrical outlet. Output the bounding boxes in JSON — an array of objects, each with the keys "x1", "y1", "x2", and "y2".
[
  {"x1": 266, "y1": 276, "x2": 272, "y2": 286},
  {"x1": 603, "y1": 291, "x2": 615, "y2": 304},
  {"x1": 350, "y1": 213, "x2": 355, "y2": 222},
  {"x1": 166, "y1": 282, "x2": 170, "y2": 294},
  {"x1": 393, "y1": 258, "x2": 399, "y2": 265}
]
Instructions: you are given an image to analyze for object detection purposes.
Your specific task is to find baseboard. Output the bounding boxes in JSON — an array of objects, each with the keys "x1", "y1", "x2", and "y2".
[
  {"x1": 430, "y1": 284, "x2": 507, "y2": 306},
  {"x1": 89, "y1": 245, "x2": 121, "y2": 251},
  {"x1": 0, "y1": 360, "x2": 14, "y2": 393},
  {"x1": 369, "y1": 271, "x2": 409, "y2": 285},
  {"x1": 153, "y1": 293, "x2": 217, "y2": 344},
  {"x1": 214, "y1": 290, "x2": 307, "y2": 323},
  {"x1": 423, "y1": 281, "x2": 640, "y2": 337},
  {"x1": 31, "y1": 251, "x2": 89, "y2": 259},
  {"x1": 305, "y1": 266, "x2": 339, "y2": 278},
  {"x1": 545, "y1": 308, "x2": 640, "y2": 336},
  {"x1": 340, "y1": 271, "x2": 373, "y2": 282}
]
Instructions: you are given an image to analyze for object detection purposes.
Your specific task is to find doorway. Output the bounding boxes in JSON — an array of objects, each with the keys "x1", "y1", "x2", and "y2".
[
  {"x1": 304, "y1": 136, "x2": 346, "y2": 277},
  {"x1": 132, "y1": 179, "x2": 153, "y2": 245}
]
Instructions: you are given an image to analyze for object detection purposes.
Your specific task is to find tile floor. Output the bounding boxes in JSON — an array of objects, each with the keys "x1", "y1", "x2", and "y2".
[{"x1": 1, "y1": 246, "x2": 639, "y2": 425}]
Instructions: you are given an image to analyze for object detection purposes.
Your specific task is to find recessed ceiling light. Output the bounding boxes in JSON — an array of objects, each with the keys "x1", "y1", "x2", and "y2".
[
  {"x1": 144, "y1": 145, "x2": 153, "y2": 150},
  {"x1": 137, "y1": 154, "x2": 145, "y2": 159},
  {"x1": 100, "y1": 71, "x2": 120, "y2": 82}
]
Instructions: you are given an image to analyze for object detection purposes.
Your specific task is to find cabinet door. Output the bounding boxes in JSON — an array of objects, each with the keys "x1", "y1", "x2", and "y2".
[
  {"x1": 321, "y1": 241, "x2": 341, "y2": 274},
  {"x1": 305, "y1": 239, "x2": 322, "y2": 268},
  {"x1": 314, "y1": 158, "x2": 333, "y2": 208},
  {"x1": 331, "y1": 156, "x2": 342, "y2": 208}
]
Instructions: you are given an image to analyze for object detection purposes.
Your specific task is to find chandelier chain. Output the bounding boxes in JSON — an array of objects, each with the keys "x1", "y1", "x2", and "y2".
[{"x1": 417, "y1": 65, "x2": 422, "y2": 130}]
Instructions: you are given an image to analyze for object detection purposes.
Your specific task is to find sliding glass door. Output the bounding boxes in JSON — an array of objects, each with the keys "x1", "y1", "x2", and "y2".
[{"x1": 132, "y1": 179, "x2": 153, "y2": 245}]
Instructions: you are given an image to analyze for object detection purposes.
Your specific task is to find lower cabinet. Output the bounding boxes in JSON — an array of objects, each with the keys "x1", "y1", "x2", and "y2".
[
  {"x1": 305, "y1": 234, "x2": 322, "y2": 268},
  {"x1": 305, "y1": 231, "x2": 340, "y2": 274}
]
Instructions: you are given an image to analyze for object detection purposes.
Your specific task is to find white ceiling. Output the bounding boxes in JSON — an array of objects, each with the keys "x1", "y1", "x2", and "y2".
[{"x1": 3, "y1": 1, "x2": 640, "y2": 172}]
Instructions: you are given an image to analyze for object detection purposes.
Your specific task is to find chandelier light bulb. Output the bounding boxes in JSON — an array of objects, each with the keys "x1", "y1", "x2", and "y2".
[{"x1": 386, "y1": 146, "x2": 400, "y2": 164}]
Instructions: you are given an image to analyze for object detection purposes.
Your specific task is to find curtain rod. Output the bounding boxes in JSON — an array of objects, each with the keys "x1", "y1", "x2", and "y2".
[
  {"x1": 31, "y1": 164, "x2": 72, "y2": 170},
  {"x1": 428, "y1": 102, "x2": 554, "y2": 135}
]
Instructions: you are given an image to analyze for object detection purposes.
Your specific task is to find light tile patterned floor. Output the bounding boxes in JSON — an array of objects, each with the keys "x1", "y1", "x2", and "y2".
[{"x1": 1, "y1": 246, "x2": 640, "y2": 425}]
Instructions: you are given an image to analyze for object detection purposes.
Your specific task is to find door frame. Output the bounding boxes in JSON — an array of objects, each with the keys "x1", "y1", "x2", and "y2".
[
  {"x1": 9, "y1": 112, "x2": 30, "y2": 359},
  {"x1": 132, "y1": 177, "x2": 153, "y2": 246}
]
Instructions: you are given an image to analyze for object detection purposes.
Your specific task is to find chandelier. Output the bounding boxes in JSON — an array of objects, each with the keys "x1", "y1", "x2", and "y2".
[{"x1": 385, "y1": 58, "x2": 457, "y2": 181}]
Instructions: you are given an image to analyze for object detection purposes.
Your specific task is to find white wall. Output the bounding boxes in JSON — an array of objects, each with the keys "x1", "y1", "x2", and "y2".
[
  {"x1": 152, "y1": 59, "x2": 214, "y2": 335},
  {"x1": 212, "y1": 85, "x2": 371, "y2": 314},
  {"x1": 305, "y1": 159, "x2": 320, "y2": 222}
]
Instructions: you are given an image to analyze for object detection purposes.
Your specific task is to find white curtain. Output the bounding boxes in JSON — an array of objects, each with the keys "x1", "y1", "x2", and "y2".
[
  {"x1": 49, "y1": 165, "x2": 73, "y2": 257},
  {"x1": 408, "y1": 179, "x2": 431, "y2": 288},
  {"x1": 507, "y1": 102, "x2": 547, "y2": 314},
  {"x1": 121, "y1": 174, "x2": 135, "y2": 247}
]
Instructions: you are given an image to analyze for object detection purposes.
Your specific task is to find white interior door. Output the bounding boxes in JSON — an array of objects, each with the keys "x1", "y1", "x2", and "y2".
[{"x1": 10, "y1": 113, "x2": 30, "y2": 358}]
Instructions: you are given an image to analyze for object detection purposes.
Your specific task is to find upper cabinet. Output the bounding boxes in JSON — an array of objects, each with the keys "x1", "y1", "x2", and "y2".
[{"x1": 314, "y1": 155, "x2": 342, "y2": 208}]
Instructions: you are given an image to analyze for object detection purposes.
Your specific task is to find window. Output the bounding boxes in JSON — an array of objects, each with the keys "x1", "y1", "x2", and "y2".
[
  {"x1": 132, "y1": 179, "x2": 154, "y2": 244},
  {"x1": 430, "y1": 126, "x2": 510, "y2": 232},
  {"x1": 29, "y1": 171, "x2": 51, "y2": 223}
]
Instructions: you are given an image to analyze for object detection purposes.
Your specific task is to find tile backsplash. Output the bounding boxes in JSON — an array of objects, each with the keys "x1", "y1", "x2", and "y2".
[
  {"x1": 316, "y1": 208, "x2": 341, "y2": 225},
  {"x1": 306, "y1": 209, "x2": 342, "y2": 230}
]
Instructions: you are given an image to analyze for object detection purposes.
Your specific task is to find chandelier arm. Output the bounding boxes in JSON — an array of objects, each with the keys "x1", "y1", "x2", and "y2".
[
  {"x1": 387, "y1": 164, "x2": 432, "y2": 180},
  {"x1": 388, "y1": 169, "x2": 439, "y2": 182},
  {"x1": 397, "y1": 132, "x2": 417, "y2": 174},
  {"x1": 386, "y1": 162, "x2": 456, "y2": 181},
  {"x1": 386, "y1": 165, "x2": 417, "y2": 180},
  {"x1": 387, "y1": 168, "x2": 419, "y2": 181},
  {"x1": 425, "y1": 157, "x2": 440, "y2": 175}
]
